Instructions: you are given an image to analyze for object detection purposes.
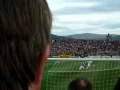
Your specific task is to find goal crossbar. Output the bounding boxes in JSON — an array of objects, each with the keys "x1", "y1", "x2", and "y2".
[{"x1": 48, "y1": 58, "x2": 120, "y2": 61}]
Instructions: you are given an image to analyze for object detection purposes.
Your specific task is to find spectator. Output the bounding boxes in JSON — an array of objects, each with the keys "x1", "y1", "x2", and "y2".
[
  {"x1": 114, "y1": 78, "x2": 120, "y2": 90},
  {"x1": 68, "y1": 78, "x2": 92, "y2": 90},
  {"x1": 0, "y1": 0, "x2": 52, "y2": 90},
  {"x1": 50, "y1": 39, "x2": 120, "y2": 57}
]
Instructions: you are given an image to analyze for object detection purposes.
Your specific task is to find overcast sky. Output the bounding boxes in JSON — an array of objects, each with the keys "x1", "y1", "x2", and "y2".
[{"x1": 47, "y1": 0, "x2": 120, "y2": 36}]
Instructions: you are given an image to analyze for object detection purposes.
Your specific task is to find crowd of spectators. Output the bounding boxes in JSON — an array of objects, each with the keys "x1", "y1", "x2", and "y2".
[{"x1": 50, "y1": 39, "x2": 120, "y2": 57}]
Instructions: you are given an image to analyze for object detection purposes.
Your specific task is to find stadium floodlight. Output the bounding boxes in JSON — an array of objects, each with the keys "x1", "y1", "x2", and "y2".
[{"x1": 46, "y1": 58, "x2": 120, "y2": 90}]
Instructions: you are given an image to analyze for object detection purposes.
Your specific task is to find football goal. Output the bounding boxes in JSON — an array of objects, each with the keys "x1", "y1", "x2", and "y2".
[{"x1": 46, "y1": 58, "x2": 120, "y2": 90}]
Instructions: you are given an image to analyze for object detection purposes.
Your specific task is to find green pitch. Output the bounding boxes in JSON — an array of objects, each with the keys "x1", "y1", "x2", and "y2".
[{"x1": 41, "y1": 60, "x2": 120, "y2": 90}]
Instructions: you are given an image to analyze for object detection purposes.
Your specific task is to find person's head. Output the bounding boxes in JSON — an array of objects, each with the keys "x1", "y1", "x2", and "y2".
[
  {"x1": 68, "y1": 78, "x2": 92, "y2": 90},
  {"x1": 0, "y1": 0, "x2": 52, "y2": 90},
  {"x1": 114, "y1": 78, "x2": 120, "y2": 90}
]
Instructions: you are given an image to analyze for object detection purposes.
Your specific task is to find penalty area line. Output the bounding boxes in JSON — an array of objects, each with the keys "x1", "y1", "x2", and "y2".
[{"x1": 48, "y1": 68, "x2": 120, "y2": 73}]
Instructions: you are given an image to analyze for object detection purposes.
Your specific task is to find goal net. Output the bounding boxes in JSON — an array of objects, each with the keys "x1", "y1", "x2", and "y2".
[{"x1": 46, "y1": 58, "x2": 120, "y2": 90}]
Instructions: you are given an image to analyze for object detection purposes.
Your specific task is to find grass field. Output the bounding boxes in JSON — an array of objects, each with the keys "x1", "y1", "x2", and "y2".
[{"x1": 41, "y1": 60, "x2": 120, "y2": 90}]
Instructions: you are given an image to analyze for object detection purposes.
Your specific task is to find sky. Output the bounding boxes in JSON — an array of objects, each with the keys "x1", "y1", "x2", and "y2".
[{"x1": 47, "y1": 0, "x2": 120, "y2": 36}]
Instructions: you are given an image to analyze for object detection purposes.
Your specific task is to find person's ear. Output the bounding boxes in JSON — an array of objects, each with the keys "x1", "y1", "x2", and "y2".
[{"x1": 29, "y1": 45, "x2": 50, "y2": 90}]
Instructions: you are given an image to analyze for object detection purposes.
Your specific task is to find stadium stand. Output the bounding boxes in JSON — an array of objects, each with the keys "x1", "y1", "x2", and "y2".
[{"x1": 50, "y1": 40, "x2": 120, "y2": 58}]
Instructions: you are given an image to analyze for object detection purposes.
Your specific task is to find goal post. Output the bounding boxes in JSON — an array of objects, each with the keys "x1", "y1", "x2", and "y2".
[{"x1": 46, "y1": 58, "x2": 120, "y2": 90}]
